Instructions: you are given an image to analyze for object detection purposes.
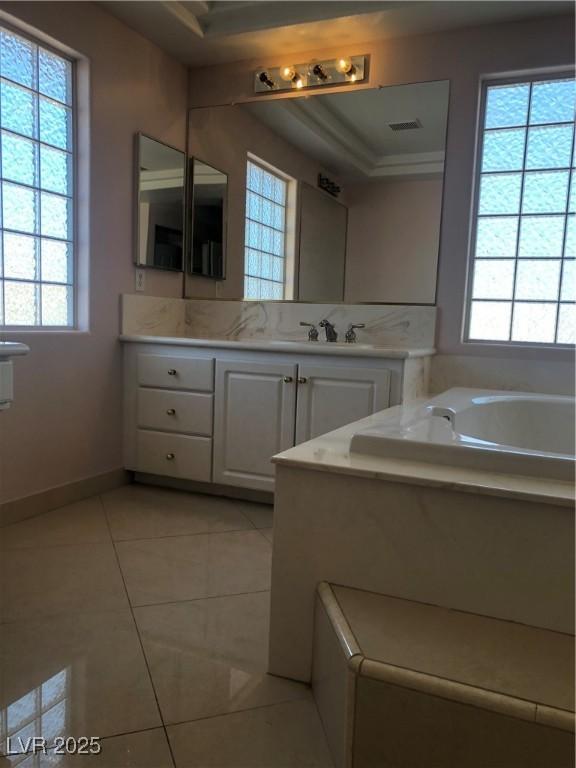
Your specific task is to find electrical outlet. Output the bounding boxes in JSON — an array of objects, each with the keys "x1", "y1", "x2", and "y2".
[{"x1": 135, "y1": 268, "x2": 146, "y2": 292}]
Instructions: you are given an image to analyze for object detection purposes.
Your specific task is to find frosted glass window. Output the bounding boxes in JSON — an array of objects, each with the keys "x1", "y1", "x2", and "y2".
[
  {"x1": 244, "y1": 159, "x2": 287, "y2": 300},
  {"x1": 0, "y1": 26, "x2": 74, "y2": 328},
  {"x1": 466, "y1": 75, "x2": 575, "y2": 345},
  {"x1": 471, "y1": 260, "x2": 514, "y2": 299}
]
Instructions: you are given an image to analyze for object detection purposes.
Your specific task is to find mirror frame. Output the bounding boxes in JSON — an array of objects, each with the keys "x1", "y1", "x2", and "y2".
[
  {"x1": 134, "y1": 132, "x2": 186, "y2": 272},
  {"x1": 186, "y1": 155, "x2": 229, "y2": 281}
]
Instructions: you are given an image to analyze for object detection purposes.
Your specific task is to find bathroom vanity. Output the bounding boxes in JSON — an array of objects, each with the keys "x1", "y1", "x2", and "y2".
[{"x1": 122, "y1": 335, "x2": 432, "y2": 492}]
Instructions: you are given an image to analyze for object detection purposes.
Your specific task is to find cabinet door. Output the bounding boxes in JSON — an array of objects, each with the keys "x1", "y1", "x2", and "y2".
[
  {"x1": 295, "y1": 363, "x2": 391, "y2": 444},
  {"x1": 214, "y1": 360, "x2": 297, "y2": 491}
]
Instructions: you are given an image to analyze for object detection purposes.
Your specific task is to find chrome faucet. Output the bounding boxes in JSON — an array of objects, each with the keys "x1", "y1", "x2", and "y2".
[
  {"x1": 319, "y1": 319, "x2": 338, "y2": 342},
  {"x1": 299, "y1": 321, "x2": 319, "y2": 341},
  {"x1": 345, "y1": 323, "x2": 366, "y2": 343}
]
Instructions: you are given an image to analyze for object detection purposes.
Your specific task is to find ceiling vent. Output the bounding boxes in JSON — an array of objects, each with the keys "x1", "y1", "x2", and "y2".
[{"x1": 388, "y1": 119, "x2": 421, "y2": 131}]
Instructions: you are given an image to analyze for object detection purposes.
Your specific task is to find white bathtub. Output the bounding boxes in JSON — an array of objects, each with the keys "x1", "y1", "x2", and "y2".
[{"x1": 350, "y1": 388, "x2": 575, "y2": 482}]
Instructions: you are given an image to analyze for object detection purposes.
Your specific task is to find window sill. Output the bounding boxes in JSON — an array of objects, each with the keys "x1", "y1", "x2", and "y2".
[{"x1": 446, "y1": 339, "x2": 575, "y2": 362}]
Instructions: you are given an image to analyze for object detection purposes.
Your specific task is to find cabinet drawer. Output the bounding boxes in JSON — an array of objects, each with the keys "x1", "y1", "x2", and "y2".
[
  {"x1": 137, "y1": 389, "x2": 213, "y2": 436},
  {"x1": 137, "y1": 354, "x2": 214, "y2": 391},
  {"x1": 136, "y1": 430, "x2": 212, "y2": 481}
]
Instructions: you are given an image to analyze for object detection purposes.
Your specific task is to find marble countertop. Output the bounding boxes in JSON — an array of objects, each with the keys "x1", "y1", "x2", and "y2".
[
  {"x1": 272, "y1": 402, "x2": 574, "y2": 506},
  {"x1": 120, "y1": 335, "x2": 435, "y2": 359},
  {"x1": 0, "y1": 341, "x2": 30, "y2": 358}
]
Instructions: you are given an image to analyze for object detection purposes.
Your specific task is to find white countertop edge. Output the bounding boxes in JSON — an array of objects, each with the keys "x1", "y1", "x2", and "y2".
[
  {"x1": 0, "y1": 341, "x2": 30, "y2": 357},
  {"x1": 119, "y1": 335, "x2": 435, "y2": 359},
  {"x1": 272, "y1": 453, "x2": 574, "y2": 506}
]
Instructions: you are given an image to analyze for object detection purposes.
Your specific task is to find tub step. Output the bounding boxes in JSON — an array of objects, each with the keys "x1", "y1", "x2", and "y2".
[{"x1": 312, "y1": 582, "x2": 575, "y2": 768}]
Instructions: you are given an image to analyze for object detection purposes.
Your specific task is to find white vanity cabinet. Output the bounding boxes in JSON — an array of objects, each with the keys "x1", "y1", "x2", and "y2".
[
  {"x1": 123, "y1": 340, "x2": 427, "y2": 493},
  {"x1": 213, "y1": 360, "x2": 298, "y2": 490},
  {"x1": 213, "y1": 359, "x2": 391, "y2": 491},
  {"x1": 124, "y1": 348, "x2": 215, "y2": 482}
]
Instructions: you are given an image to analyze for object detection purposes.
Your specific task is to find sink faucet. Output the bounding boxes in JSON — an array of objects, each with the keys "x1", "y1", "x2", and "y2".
[
  {"x1": 319, "y1": 319, "x2": 338, "y2": 342},
  {"x1": 299, "y1": 321, "x2": 319, "y2": 341},
  {"x1": 345, "y1": 323, "x2": 366, "y2": 343}
]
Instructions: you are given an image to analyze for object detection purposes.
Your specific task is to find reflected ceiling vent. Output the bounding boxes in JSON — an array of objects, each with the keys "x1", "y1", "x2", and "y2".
[{"x1": 388, "y1": 119, "x2": 421, "y2": 131}]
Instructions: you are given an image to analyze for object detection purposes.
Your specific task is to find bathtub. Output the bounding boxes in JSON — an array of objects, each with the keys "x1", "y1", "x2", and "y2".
[{"x1": 350, "y1": 388, "x2": 575, "y2": 482}]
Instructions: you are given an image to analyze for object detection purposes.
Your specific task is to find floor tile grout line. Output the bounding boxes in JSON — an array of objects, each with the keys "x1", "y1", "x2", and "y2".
[
  {"x1": 1, "y1": 536, "x2": 116, "y2": 554},
  {"x1": 110, "y1": 525, "x2": 261, "y2": 544},
  {"x1": 131, "y1": 589, "x2": 271, "y2": 611},
  {"x1": 162, "y1": 694, "x2": 314, "y2": 731},
  {"x1": 40, "y1": 724, "x2": 168, "y2": 753},
  {"x1": 0, "y1": 605, "x2": 135, "y2": 628},
  {"x1": 97, "y1": 494, "x2": 178, "y2": 768},
  {"x1": 256, "y1": 527, "x2": 273, "y2": 545}
]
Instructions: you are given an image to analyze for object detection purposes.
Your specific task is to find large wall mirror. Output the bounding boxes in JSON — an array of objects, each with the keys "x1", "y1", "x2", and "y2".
[
  {"x1": 135, "y1": 134, "x2": 186, "y2": 271},
  {"x1": 185, "y1": 80, "x2": 449, "y2": 304}
]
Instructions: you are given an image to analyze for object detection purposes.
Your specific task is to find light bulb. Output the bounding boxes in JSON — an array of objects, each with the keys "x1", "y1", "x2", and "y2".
[
  {"x1": 294, "y1": 77, "x2": 303, "y2": 89},
  {"x1": 335, "y1": 56, "x2": 353, "y2": 75},
  {"x1": 280, "y1": 65, "x2": 296, "y2": 82}
]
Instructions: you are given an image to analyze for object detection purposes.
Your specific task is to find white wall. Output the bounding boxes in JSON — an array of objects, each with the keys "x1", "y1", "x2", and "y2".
[
  {"x1": 345, "y1": 177, "x2": 443, "y2": 304},
  {"x1": 0, "y1": 1, "x2": 188, "y2": 504}
]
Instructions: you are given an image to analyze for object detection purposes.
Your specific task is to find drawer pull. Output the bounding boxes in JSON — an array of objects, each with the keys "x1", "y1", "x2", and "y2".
[
  {"x1": 168, "y1": 369, "x2": 177, "y2": 376},
  {"x1": 166, "y1": 452, "x2": 175, "y2": 460},
  {"x1": 283, "y1": 376, "x2": 293, "y2": 383},
  {"x1": 298, "y1": 377, "x2": 308, "y2": 384},
  {"x1": 166, "y1": 408, "x2": 176, "y2": 415}
]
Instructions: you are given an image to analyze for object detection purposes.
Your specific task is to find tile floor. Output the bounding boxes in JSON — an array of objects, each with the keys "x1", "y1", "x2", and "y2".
[{"x1": 0, "y1": 484, "x2": 333, "y2": 768}]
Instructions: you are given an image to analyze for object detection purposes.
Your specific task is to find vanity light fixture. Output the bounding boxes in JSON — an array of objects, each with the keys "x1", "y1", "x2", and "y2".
[
  {"x1": 254, "y1": 55, "x2": 366, "y2": 93},
  {"x1": 312, "y1": 64, "x2": 328, "y2": 82},
  {"x1": 280, "y1": 65, "x2": 304, "y2": 89},
  {"x1": 258, "y1": 71, "x2": 275, "y2": 89},
  {"x1": 335, "y1": 56, "x2": 357, "y2": 81},
  {"x1": 318, "y1": 173, "x2": 341, "y2": 198}
]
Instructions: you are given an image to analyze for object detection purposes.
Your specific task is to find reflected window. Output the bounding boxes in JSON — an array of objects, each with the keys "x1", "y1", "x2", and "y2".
[
  {"x1": 466, "y1": 75, "x2": 575, "y2": 345},
  {"x1": 0, "y1": 668, "x2": 69, "y2": 766},
  {"x1": 0, "y1": 26, "x2": 75, "y2": 328},
  {"x1": 244, "y1": 159, "x2": 288, "y2": 300}
]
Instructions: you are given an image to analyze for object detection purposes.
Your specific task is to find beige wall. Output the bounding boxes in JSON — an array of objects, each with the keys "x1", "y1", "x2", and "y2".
[
  {"x1": 186, "y1": 105, "x2": 337, "y2": 300},
  {"x1": 345, "y1": 177, "x2": 443, "y2": 304},
  {"x1": 0, "y1": 2, "x2": 188, "y2": 504},
  {"x1": 187, "y1": 12, "x2": 574, "y2": 368}
]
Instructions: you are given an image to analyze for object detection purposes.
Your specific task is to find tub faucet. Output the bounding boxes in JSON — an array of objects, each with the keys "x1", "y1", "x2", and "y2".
[{"x1": 319, "y1": 319, "x2": 338, "y2": 342}]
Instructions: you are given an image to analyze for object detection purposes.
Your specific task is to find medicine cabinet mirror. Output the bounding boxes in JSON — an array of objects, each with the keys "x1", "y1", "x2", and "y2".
[{"x1": 135, "y1": 134, "x2": 186, "y2": 271}]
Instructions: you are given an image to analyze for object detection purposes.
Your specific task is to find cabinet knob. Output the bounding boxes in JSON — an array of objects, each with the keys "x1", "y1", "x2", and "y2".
[
  {"x1": 298, "y1": 377, "x2": 307, "y2": 384},
  {"x1": 168, "y1": 369, "x2": 177, "y2": 376},
  {"x1": 166, "y1": 408, "x2": 176, "y2": 415},
  {"x1": 283, "y1": 376, "x2": 293, "y2": 383},
  {"x1": 166, "y1": 453, "x2": 175, "y2": 460}
]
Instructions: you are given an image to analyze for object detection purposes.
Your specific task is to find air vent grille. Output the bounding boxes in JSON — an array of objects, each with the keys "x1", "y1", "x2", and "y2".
[{"x1": 388, "y1": 119, "x2": 421, "y2": 131}]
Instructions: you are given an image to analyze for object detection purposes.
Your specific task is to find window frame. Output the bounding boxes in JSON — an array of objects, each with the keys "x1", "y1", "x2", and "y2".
[
  {"x1": 0, "y1": 20, "x2": 77, "y2": 331},
  {"x1": 463, "y1": 70, "x2": 575, "y2": 349},
  {"x1": 244, "y1": 157, "x2": 290, "y2": 301}
]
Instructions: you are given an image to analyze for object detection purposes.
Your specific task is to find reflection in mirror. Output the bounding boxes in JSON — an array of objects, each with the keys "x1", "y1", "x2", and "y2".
[
  {"x1": 185, "y1": 80, "x2": 449, "y2": 303},
  {"x1": 135, "y1": 134, "x2": 185, "y2": 271},
  {"x1": 188, "y1": 158, "x2": 227, "y2": 279}
]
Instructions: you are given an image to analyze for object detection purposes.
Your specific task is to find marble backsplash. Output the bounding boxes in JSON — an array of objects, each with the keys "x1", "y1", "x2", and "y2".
[{"x1": 122, "y1": 295, "x2": 437, "y2": 348}]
